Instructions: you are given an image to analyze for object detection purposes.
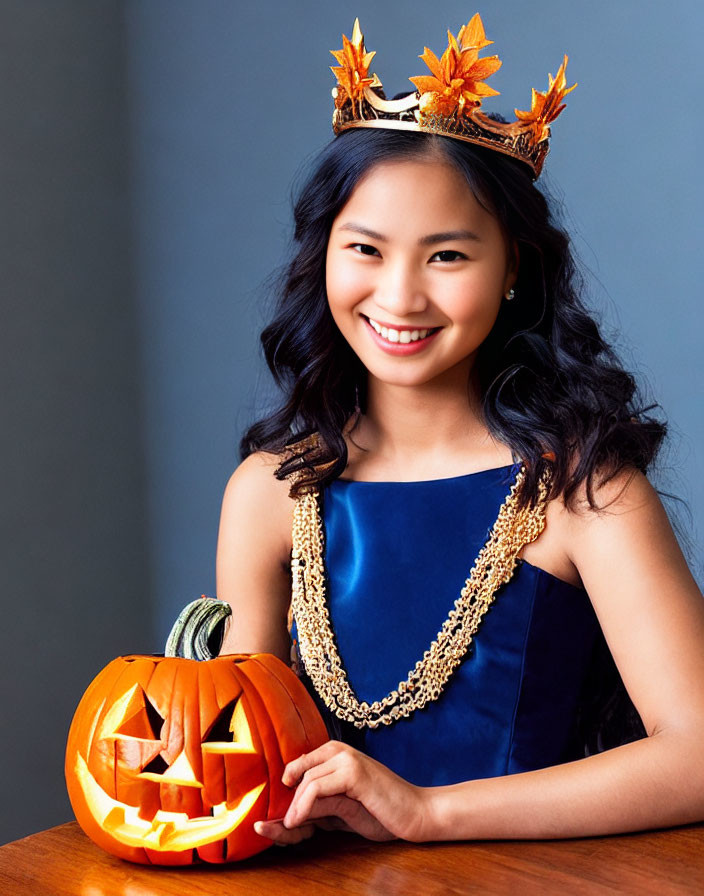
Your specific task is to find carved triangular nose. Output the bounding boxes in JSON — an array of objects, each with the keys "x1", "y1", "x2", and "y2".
[{"x1": 159, "y1": 750, "x2": 202, "y2": 788}]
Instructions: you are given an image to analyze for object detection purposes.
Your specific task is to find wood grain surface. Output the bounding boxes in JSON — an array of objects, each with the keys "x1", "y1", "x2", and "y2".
[{"x1": 1, "y1": 821, "x2": 703, "y2": 895}]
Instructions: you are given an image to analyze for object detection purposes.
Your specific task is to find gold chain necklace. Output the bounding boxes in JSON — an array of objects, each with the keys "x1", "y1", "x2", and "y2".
[{"x1": 290, "y1": 465, "x2": 550, "y2": 730}]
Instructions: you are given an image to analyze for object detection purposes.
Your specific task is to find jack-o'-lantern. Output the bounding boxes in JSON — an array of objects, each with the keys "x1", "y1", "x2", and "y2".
[{"x1": 65, "y1": 653, "x2": 329, "y2": 864}]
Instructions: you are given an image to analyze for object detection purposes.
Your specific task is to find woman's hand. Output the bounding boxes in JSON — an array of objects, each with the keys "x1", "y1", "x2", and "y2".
[{"x1": 253, "y1": 740, "x2": 429, "y2": 846}]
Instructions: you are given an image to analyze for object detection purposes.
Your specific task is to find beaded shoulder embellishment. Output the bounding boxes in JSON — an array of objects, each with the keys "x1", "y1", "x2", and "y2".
[{"x1": 290, "y1": 465, "x2": 550, "y2": 729}]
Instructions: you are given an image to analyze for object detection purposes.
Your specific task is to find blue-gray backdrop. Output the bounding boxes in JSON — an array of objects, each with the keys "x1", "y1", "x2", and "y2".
[{"x1": 1, "y1": 0, "x2": 701, "y2": 844}]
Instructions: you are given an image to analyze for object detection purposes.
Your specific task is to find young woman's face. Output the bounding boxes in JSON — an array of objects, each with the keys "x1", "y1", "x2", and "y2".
[{"x1": 325, "y1": 157, "x2": 516, "y2": 390}]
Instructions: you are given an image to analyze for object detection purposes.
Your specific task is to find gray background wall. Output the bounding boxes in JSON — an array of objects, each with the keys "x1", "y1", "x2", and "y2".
[{"x1": 1, "y1": 0, "x2": 701, "y2": 844}]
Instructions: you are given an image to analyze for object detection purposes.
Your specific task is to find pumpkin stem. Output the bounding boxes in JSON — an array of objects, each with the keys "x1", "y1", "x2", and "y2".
[{"x1": 165, "y1": 596, "x2": 232, "y2": 660}]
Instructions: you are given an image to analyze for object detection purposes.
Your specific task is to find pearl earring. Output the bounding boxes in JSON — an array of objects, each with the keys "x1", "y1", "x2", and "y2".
[{"x1": 505, "y1": 288, "x2": 515, "y2": 301}]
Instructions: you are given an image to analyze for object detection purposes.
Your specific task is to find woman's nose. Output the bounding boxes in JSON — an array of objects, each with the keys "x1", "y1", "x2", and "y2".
[{"x1": 373, "y1": 262, "x2": 427, "y2": 318}]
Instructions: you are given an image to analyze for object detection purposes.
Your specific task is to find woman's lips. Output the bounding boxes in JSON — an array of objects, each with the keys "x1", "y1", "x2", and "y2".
[{"x1": 362, "y1": 315, "x2": 442, "y2": 355}]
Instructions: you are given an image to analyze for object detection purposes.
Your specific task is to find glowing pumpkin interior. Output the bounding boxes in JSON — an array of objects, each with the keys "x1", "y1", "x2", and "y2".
[{"x1": 65, "y1": 653, "x2": 328, "y2": 864}]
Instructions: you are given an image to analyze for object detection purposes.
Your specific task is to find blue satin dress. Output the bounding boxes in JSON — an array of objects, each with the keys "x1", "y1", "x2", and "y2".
[{"x1": 291, "y1": 463, "x2": 600, "y2": 787}]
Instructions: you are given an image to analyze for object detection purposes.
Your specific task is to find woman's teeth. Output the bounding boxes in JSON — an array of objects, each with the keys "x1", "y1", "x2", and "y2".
[{"x1": 367, "y1": 317, "x2": 434, "y2": 344}]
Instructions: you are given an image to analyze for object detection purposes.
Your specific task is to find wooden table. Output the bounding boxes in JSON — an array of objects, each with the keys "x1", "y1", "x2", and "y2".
[{"x1": 1, "y1": 821, "x2": 703, "y2": 894}]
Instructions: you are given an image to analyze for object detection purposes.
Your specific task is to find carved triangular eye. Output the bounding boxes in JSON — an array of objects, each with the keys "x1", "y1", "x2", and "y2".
[
  {"x1": 114, "y1": 689, "x2": 165, "y2": 741},
  {"x1": 100, "y1": 683, "x2": 165, "y2": 743},
  {"x1": 202, "y1": 698, "x2": 256, "y2": 754},
  {"x1": 98, "y1": 684, "x2": 166, "y2": 771},
  {"x1": 203, "y1": 700, "x2": 238, "y2": 744}
]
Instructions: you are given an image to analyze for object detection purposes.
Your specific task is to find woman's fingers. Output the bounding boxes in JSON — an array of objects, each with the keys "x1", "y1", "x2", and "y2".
[
  {"x1": 282, "y1": 740, "x2": 345, "y2": 786},
  {"x1": 267, "y1": 741, "x2": 420, "y2": 842},
  {"x1": 303, "y1": 795, "x2": 395, "y2": 841},
  {"x1": 254, "y1": 819, "x2": 315, "y2": 845},
  {"x1": 284, "y1": 761, "x2": 351, "y2": 827}
]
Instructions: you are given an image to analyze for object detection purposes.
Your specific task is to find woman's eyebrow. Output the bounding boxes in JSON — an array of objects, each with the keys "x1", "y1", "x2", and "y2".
[
  {"x1": 419, "y1": 229, "x2": 481, "y2": 245},
  {"x1": 338, "y1": 223, "x2": 481, "y2": 244},
  {"x1": 338, "y1": 223, "x2": 387, "y2": 241}
]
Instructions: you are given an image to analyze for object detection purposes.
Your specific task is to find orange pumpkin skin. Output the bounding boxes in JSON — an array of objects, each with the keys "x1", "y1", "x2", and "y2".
[{"x1": 65, "y1": 653, "x2": 329, "y2": 864}]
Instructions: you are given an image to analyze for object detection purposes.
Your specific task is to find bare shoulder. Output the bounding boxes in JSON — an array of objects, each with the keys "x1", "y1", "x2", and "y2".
[
  {"x1": 562, "y1": 465, "x2": 702, "y2": 615},
  {"x1": 223, "y1": 450, "x2": 291, "y2": 502},
  {"x1": 568, "y1": 465, "x2": 658, "y2": 517},
  {"x1": 557, "y1": 466, "x2": 704, "y2": 736},
  {"x1": 521, "y1": 466, "x2": 698, "y2": 595},
  {"x1": 219, "y1": 451, "x2": 294, "y2": 565},
  {"x1": 216, "y1": 451, "x2": 295, "y2": 660},
  {"x1": 564, "y1": 466, "x2": 676, "y2": 560}
]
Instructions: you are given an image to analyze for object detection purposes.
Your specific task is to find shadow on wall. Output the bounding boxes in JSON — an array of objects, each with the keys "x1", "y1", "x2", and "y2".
[{"x1": 0, "y1": 3, "x2": 154, "y2": 843}]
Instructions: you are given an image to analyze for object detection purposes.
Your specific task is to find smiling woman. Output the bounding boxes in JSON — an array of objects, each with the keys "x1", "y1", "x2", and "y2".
[{"x1": 213, "y1": 12, "x2": 704, "y2": 849}]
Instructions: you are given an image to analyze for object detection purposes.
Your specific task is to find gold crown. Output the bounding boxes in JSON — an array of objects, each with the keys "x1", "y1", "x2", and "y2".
[{"x1": 330, "y1": 14, "x2": 575, "y2": 179}]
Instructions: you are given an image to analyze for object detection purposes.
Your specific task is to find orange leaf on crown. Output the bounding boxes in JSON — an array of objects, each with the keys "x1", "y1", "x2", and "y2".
[
  {"x1": 410, "y1": 14, "x2": 502, "y2": 117},
  {"x1": 330, "y1": 17, "x2": 380, "y2": 110},
  {"x1": 514, "y1": 55, "x2": 576, "y2": 143}
]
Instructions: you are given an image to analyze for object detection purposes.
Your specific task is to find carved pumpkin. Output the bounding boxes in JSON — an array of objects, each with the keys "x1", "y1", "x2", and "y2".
[{"x1": 65, "y1": 653, "x2": 329, "y2": 864}]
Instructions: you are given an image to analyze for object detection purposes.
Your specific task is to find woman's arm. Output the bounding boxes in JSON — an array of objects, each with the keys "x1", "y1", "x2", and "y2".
[
  {"x1": 418, "y1": 469, "x2": 704, "y2": 840},
  {"x1": 215, "y1": 452, "x2": 293, "y2": 663},
  {"x1": 257, "y1": 468, "x2": 704, "y2": 843}
]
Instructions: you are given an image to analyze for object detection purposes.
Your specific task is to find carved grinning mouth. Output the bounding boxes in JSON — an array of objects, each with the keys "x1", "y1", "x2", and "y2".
[{"x1": 74, "y1": 753, "x2": 265, "y2": 850}]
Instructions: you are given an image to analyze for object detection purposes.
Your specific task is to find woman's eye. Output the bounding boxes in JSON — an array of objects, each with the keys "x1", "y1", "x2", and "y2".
[
  {"x1": 431, "y1": 250, "x2": 467, "y2": 263},
  {"x1": 351, "y1": 243, "x2": 380, "y2": 257}
]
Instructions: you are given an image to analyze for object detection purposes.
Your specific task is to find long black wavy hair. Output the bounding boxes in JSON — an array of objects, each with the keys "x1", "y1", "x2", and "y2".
[
  {"x1": 241, "y1": 128, "x2": 665, "y2": 514},
  {"x1": 241, "y1": 127, "x2": 667, "y2": 753}
]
